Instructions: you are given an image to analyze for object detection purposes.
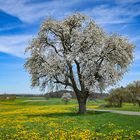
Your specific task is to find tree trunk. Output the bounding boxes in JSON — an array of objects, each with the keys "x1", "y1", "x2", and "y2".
[
  {"x1": 77, "y1": 95, "x2": 88, "y2": 114},
  {"x1": 138, "y1": 101, "x2": 140, "y2": 107},
  {"x1": 119, "y1": 98, "x2": 123, "y2": 107}
]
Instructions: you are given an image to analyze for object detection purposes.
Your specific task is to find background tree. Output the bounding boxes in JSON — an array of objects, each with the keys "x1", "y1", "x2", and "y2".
[
  {"x1": 106, "y1": 87, "x2": 129, "y2": 107},
  {"x1": 25, "y1": 13, "x2": 134, "y2": 114},
  {"x1": 61, "y1": 93, "x2": 72, "y2": 105},
  {"x1": 127, "y1": 81, "x2": 140, "y2": 107}
]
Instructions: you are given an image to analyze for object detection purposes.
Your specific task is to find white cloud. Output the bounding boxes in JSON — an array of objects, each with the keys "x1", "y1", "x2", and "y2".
[
  {"x1": 116, "y1": 0, "x2": 140, "y2": 4},
  {"x1": 0, "y1": 25, "x2": 21, "y2": 31},
  {"x1": 0, "y1": 0, "x2": 77, "y2": 23},
  {"x1": 1, "y1": 0, "x2": 140, "y2": 25},
  {"x1": 0, "y1": 0, "x2": 140, "y2": 58},
  {"x1": 0, "y1": 35, "x2": 33, "y2": 58},
  {"x1": 83, "y1": 4, "x2": 140, "y2": 25}
]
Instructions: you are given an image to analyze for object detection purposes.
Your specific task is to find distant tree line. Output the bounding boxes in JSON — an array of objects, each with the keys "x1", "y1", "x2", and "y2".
[
  {"x1": 15, "y1": 94, "x2": 44, "y2": 97},
  {"x1": 106, "y1": 81, "x2": 140, "y2": 107},
  {"x1": 45, "y1": 90, "x2": 73, "y2": 99},
  {"x1": 0, "y1": 93, "x2": 45, "y2": 101},
  {"x1": 0, "y1": 94, "x2": 16, "y2": 101},
  {"x1": 45, "y1": 90, "x2": 108, "y2": 100}
]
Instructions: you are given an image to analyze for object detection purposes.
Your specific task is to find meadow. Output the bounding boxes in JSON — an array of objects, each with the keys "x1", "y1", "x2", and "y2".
[{"x1": 0, "y1": 97, "x2": 140, "y2": 140}]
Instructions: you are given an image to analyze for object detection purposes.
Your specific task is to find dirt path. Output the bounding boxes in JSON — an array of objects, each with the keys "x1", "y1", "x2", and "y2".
[{"x1": 88, "y1": 108, "x2": 140, "y2": 116}]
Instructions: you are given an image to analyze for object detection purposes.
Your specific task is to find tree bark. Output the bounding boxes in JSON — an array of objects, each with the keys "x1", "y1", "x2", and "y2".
[
  {"x1": 138, "y1": 101, "x2": 140, "y2": 107},
  {"x1": 77, "y1": 94, "x2": 89, "y2": 114},
  {"x1": 119, "y1": 98, "x2": 123, "y2": 107}
]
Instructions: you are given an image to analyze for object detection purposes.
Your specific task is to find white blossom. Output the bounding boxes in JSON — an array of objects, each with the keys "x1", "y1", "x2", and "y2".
[{"x1": 25, "y1": 13, "x2": 135, "y2": 94}]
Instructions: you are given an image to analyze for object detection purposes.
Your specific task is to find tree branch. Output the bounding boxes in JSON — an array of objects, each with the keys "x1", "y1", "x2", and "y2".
[
  {"x1": 53, "y1": 75, "x2": 72, "y2": 87},
  {"x1": 74, "y1": 60, "x2": 85, "y2": 91},
  {"x1": 67, "y1": 61, "x2": 80, "y2": 93}
]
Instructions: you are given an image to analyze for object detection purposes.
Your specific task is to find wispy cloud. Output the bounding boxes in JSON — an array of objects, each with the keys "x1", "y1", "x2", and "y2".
[
  {"x1": 0, "y1": 25, "x2": 21, "y2": 32},
  {"x1": 0, "y1": 0, "x2": 140, "y2": 57},
  {"x1": 0, "y1": 35, "x2": 33, "y2": 58},
  {"x1": 83, "y1": 4, "x2": 140, "y2": 24},
  {"x1": 116, "y1": 0, "x2": 140, "y2": 4},
  {"x1": 0, "y1": 0, "x2": 77, "y2": 23},
  {"x1": 1, "y1": 0, "x2": 140, "y2": 25}
]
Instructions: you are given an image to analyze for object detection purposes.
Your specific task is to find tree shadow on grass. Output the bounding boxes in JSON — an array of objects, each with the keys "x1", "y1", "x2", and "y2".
[
  {"x1": 87, "y1": 110, "x2": 110, "y2": 115},
  {"x1": 26, "y1": 110, "x2": 110, "y2": 118}
]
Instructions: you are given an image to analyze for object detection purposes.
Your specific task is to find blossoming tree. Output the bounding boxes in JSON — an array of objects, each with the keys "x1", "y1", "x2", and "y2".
[
  {"x1": 25, "y1": 13, "x2": 134, "y2": 114},
  {"x1": 61, "y1": 92, "x2": 72, "y2": 105},
  {"x1": 127, "y1": 81, "x2": 140, "y2": 107}
]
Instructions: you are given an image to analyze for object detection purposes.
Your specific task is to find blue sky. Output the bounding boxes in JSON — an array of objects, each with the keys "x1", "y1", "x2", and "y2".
[{"x1": 0, "y1": 0, "x2": 140, "y2": 94}]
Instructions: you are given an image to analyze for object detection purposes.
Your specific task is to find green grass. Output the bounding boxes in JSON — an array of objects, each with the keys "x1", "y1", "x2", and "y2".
[
  {"x1": 101, "y1": 103, "x2": 140, "y2": 112},
  {"x1": 0, "y1": 97, "x2": 140, "y2": 139}
]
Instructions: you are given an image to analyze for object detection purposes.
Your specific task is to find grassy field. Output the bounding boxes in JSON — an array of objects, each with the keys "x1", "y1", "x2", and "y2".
[
  {"x1": 102, "y1": 103, "x2": 140, "y2": 112},
  {"x1": 0, "y1": 97, "x2": 140, "y2": 140},
  {"x1": 89, "y1": 99, "x2": 140, "y2": 112}
]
